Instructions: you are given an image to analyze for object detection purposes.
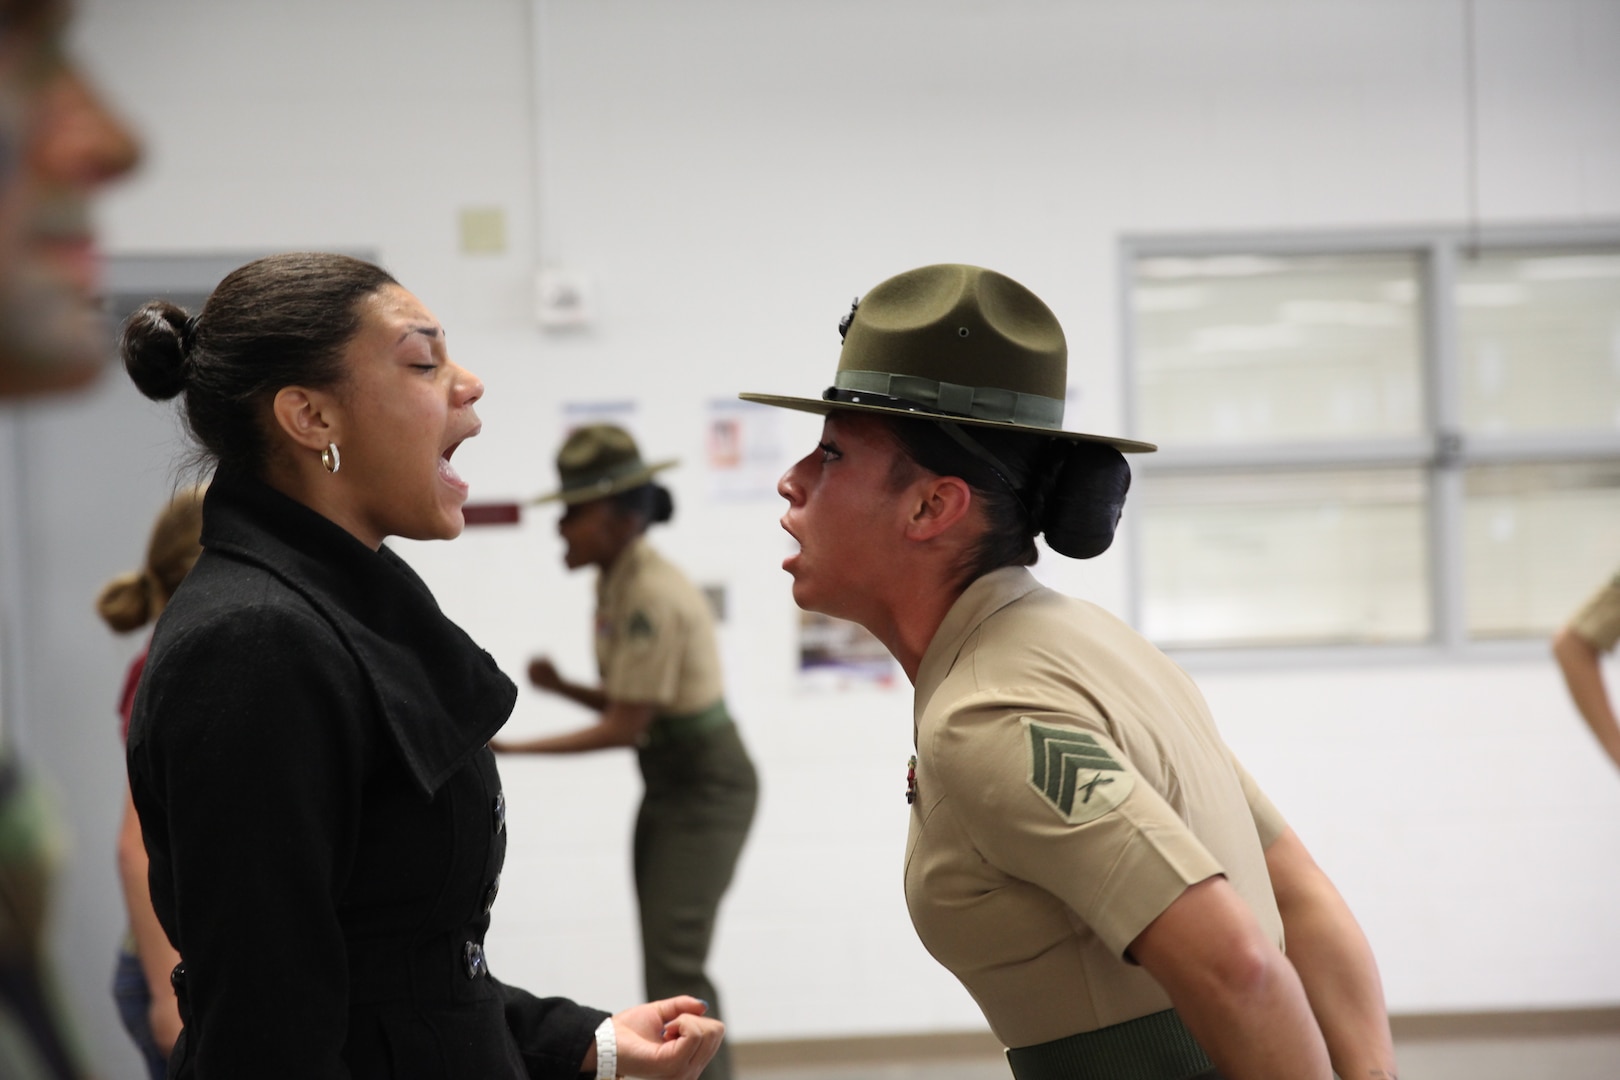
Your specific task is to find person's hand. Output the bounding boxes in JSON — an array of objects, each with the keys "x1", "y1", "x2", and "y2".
[
  {"x1": 149, "y1": 993, "x2": 182, "y2": 1059},
  {"x1": 528, "y1": 656, "x2": 563, "y2": 693},
  {"x1": 612, "y1": 996, "x2": 724, "y2": 1080}
]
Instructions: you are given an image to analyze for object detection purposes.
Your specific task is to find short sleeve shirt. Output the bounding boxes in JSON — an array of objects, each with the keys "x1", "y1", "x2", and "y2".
[
  {"x1": 1568, "y1": 572, "x2": 1620, "y2": 654},
  {"x1": 117, "y1": 646, "x2": 149, "y2": 743},
  {"x1": 905, "y1": 567, "x2": 1287, "y2": 1049},
  {"x1": 594, "y1": 537, "x2": 724, "y2": 714}
]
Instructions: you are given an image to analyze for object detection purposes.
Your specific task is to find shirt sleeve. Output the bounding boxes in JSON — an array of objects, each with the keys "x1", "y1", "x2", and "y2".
[
  {"x1": 130, "y1": 606, "x2": 367, "y2": 1080},
  {"x1": 495, "y1": 978, "x2": 611, "y2": 1080},
  {"x1": 1229, "y1": 755, "x2": 1288, "y2": 849},
  {"x1": 117, "y1": 647, "x2": 148, "y2": 743},
  {"x1": 600, "y1": 589, "x2": 683, "y2": 708},
  {"x1": 934, "y1": 703, "x2": 1225, "y2": 961},
  {"x1": 1567, "y1": 574, "x2": 1620, "y2": 654}
]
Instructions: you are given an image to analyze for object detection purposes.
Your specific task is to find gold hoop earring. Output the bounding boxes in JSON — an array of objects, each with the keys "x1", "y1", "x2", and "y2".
[{"x1": 321, "y1": 442, "x2": 341, "y2": 474}]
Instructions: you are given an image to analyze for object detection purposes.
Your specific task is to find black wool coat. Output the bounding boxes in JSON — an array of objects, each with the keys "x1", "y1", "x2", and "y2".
[{"x1": 128, "y1": 472, "x2": 607, "y2": 1079}]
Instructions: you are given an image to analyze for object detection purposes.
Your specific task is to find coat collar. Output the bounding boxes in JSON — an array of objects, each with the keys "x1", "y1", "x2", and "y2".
[
  {"x1": 913, "y1": 565, "x2": 1043, "y2": 726},
  {"x1": 200, "y1": 470, "x2": 516, "y2": 797}
]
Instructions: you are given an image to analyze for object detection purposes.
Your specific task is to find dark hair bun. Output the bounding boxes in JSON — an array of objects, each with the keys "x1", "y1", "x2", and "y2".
[
  {"x1": 648, "y1": 483, "x2": 675, "y2": 525},
  {"x1": 1038, "y1": 443, "x2": 1131, "y2": 559},
  {"x1": 612, "y1": 482, "x2": 676, "y2": 526},
  {"x1": 120, "y1": 300, "x2": 192, "y2": 401}
]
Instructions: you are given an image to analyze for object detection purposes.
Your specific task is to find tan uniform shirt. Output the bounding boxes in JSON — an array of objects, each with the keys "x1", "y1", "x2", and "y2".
[
  {"x1": 595, "y1": 536, "x2": 724, "y2": 715},
  {"x1": 1569, "y1": 572, "x2": 1620, "y2": 653},
  {"x1": 906, "y1": 567, "x2": 1288, "y2": 1049}
]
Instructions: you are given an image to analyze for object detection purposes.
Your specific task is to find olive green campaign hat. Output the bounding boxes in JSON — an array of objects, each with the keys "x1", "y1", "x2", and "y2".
[
  {"x1": 740, "y1": 263, "x2": 1155, "y2": 453},
  {"x1": 531, "y1": 423, "x2": 678, "y2": 505}
]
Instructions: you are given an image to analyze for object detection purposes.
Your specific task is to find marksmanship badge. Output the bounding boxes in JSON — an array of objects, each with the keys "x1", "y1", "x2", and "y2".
[{"x1": 1023, "y1": 719, "x2": 1136, "y2": 824}]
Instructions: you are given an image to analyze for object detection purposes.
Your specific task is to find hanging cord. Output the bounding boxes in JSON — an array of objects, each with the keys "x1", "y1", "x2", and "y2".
[{"x1": 1462, "y1": 0, "x2": 1481, "y2": 259}]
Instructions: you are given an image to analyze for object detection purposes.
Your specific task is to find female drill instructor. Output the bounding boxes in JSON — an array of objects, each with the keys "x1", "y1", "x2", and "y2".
[
  {"x1": 742, "y1": 264, "x2": 1395, "y2": 1080},
  {"x1": 120, "y1": 252, "x2": 724, "y2": 1080},
  {"x1": 492, "y1": 425, "x2": 757, "y2": 1080}
]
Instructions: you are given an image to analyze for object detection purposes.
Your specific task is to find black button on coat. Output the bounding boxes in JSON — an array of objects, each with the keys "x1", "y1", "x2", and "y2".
[{"x1": 127, "y1": 472, "x2": 608, "y2": 1079}]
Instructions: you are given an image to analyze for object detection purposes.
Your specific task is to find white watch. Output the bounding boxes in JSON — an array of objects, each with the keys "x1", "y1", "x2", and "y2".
[{"x1": 594, "y1": 1017, "x2": 618, "y2": 1080}]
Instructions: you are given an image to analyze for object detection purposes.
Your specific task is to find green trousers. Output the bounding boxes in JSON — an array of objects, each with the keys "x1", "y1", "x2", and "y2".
[
  {"x1": 0, "y1": 753, "x2": 87, "y2": 1079},
  {"x1": 635, "y1": 717, "x2": 757, "y2": 1080}
]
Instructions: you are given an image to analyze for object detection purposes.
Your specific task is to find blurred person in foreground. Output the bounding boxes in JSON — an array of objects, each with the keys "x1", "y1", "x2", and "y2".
[
  {"x1": 0, "y1": 0, "x2": 140, "y2": 397},
  {"x1": 121, "y1": 252, "x2": 722, "y2": 1079},
  {"x1": 742, "y1": 264, "x2": 1396, "y2": 1080},
  {"x1": 0, "y1": 0, "x2": 140, "y2": 1076},
  {"x1": 96, "y1": 487, "x2": 204, "y2": 1078},
  {"x1": 1553, "y1": 570, "x2": 1620, "y2": 774}
]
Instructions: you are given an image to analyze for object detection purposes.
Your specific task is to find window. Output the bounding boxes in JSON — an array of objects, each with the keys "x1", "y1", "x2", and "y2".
[{"x1": 1123, "y1": 227, "x2": 1620, "y2": 653}]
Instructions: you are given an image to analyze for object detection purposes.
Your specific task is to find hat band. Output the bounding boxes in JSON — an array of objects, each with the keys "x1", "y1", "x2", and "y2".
[
  {"x1": 559, "y1": 456, "x2": 649, "y2": 495},
  {"x1": 830, "y1": 369, "x2": 1064, "y2": 429}
]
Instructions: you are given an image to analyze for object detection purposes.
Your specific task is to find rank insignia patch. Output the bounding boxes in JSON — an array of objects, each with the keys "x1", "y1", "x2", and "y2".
[
  {"x1": 627, "y1": 610, "x2": 655, "y2": 639},
  {"x1": 1023, "y1": 719, "x2": 1136, "y2": 824}
]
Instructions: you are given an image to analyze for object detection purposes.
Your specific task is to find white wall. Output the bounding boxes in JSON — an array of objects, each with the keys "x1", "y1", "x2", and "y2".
[{"x1": 28, "y1": 0, "x2": 1620, "y2": 1071}]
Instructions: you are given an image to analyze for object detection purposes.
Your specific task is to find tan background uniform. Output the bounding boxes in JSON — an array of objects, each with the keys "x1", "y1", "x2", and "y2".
[
  {"x1": 597, "y1": 537, "x2": 727, "y2": 713},
  {"x1": 906, "y1": 567, "x2": 1287, "y2": 1061},
  {"x1": 595, "y1": 536, "x2": 757, "y2": 1080},
  {"x1": 1568, "y1": 572, "x2": 1620, "y2": 653}
]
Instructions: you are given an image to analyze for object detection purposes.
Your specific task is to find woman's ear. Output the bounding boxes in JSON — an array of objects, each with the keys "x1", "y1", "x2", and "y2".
[
  {"x1": 271, "y1": 386, "x2": 341, "y2": 454},
  {"x1": 906, "y1": 474, "x2": 974, "y2": 542}
]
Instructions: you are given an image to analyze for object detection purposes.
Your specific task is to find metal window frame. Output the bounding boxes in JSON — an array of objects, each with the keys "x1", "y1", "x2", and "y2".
[{"x1": 1118, "y1": 222, "x2": 1620, "y2": 669}]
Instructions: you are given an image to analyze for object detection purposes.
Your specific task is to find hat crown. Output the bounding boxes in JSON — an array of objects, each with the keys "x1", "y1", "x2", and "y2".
[
  {"x1": 836, "y1": 264, "x2": 1067, "y2": 413},
  {"x1": 557, "y1": 424, "x2": 643, "y2": 490}
]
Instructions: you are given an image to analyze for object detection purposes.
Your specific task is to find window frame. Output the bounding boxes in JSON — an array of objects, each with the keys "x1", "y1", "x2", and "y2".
[{"x1": 1118, "y1": 222, "x2": 1620, "y2": 667}]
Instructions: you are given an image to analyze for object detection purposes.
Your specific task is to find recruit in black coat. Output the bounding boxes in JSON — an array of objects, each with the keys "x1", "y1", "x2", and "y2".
[{"x1": 127, "y1": 470, "x2": 608, "y2": 1079}]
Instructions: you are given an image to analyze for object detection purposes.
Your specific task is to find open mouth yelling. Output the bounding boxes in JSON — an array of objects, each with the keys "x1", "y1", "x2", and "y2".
[
  {"x1": 780, "y1": 520, "x2": 801, "y2": 572},
  {"x1": 439, "y1": 431, "x2": 476, "y2": 496}
]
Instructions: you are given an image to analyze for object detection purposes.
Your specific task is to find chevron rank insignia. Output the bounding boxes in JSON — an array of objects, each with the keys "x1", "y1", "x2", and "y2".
[
  {"x1": 1023, "y1": 719, "x2": 1136, "y2": 824},
  {"x1": 627, "y1": 610, "x2": 655, "y2": 639}
]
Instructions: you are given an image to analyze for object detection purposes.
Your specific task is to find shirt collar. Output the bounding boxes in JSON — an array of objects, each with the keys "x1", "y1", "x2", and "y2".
[
  {"x1": 597, "y1": 534, "x2": 652, "y2": 602},
  {"x1": 914, "y1": 565, "x2": 1043, "y2": 724}
]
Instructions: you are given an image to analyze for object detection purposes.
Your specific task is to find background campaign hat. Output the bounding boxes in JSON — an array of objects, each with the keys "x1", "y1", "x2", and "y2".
[
  {"x1": 531, "y1": 423, "x2": 679, "y2": 505},
  {"x1": 740, "y1": 263, "x2": 1155, "y2": 453}
]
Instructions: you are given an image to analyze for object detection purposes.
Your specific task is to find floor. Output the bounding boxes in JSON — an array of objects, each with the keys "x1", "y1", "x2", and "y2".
[{"x1": 743, "y1": 1030, "x2": 1620, "y2": 1080}]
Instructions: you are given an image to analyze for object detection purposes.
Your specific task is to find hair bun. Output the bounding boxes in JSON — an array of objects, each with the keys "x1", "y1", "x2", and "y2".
[
  {"x1": 649, "y1": 483, "x2": 675, "y2": 524},
  {"x1": 1038, "y1": 443, "x2": 1131, "y2": 559},
  {"x1": 95, "y1": 571, "x2": 155, "y2": 633},
  {"x1": 120, "y1": 300, "x2": 193, "y2": 401}
]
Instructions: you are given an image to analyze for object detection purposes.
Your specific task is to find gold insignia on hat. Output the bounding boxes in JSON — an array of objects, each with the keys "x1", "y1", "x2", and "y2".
[{"x1": 1023, "y1": 718, "x2": 1136, "y2": 825}]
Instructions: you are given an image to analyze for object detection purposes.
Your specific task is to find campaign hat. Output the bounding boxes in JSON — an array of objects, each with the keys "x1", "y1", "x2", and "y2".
[
  {"x1": 741, "y1": 263, "x2": 1154, "y2": 453},
  {"x1": 531, "y1": 423, "x2": 678, "y2": 505}
]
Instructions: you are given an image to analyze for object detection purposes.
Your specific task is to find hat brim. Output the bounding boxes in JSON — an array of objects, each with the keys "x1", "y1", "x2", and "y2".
[
  {"x1": 530, "y1": 459, "x2": 680, "y2": 506},
  {"x1": 737, "y1": 393, "x2": 1156, "y2": 454}
]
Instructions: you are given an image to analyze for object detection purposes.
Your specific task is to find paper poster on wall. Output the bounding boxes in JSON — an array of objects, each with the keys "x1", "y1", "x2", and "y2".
[
  {"x1": 797, "y1": 610, "x2": 899, "y2": 691},
  {"x1": 706, "y1": 399, "x2": 788, "y2": 502}
]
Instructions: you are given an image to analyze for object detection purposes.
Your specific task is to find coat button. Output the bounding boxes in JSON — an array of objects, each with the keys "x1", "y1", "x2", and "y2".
[
  {"x1": 463, "y1": 940, "x2": 487, "y2": 980},
  {"x1": 482, "y1": 874, "x2": 501, "y2": 916},
  {"x1": 492, "y1": 791, "x2": 506, "y2": 833}
]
